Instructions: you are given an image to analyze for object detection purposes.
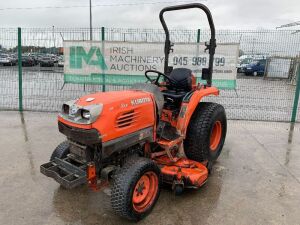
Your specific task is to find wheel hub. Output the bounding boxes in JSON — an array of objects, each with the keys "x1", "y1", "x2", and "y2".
[
  {"x1": 210, "y1": 120, "x2": 222, "y2": 151},
  {"x1": 136, "y1": 181, "x2": 146, "y2": 196},
  {"x1": 132, "y1": 171, "x2": 158, "y2": 212}
]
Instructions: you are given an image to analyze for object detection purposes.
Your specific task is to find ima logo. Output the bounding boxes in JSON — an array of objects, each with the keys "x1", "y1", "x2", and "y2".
[{"x1": 69, "y1": 46, "x2": 108, "y2": 70}]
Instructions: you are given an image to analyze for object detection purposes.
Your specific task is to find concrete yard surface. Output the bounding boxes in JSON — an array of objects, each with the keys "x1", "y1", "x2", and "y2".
[{"x1": 0, "y1": 111, "x2": 299, "y2": 225}]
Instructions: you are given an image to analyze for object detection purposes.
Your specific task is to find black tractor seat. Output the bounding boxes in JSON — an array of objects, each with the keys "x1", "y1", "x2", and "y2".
[
  {"x1": 162, "y1": 68, "x2": 193, "y2": 101},
  {"x1": 166, "y1": 68, "x2": 193, "y2": 92}
]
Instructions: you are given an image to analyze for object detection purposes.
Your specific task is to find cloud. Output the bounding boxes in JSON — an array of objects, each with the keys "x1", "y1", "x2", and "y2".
[{"x1": 0, "y1": 0, "x2": 299, "y2": 29}]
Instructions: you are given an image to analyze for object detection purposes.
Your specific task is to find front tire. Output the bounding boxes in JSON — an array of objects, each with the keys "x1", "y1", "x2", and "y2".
[
  {"x1": 50, "y1": 141, "x2": 70, "y2": 161},
  {"x1": 184, "y1": 102, "x2": 227, "y2": 164},
  {"x1": 111, "y1": 157, "x2": 160, "y2": 221}
]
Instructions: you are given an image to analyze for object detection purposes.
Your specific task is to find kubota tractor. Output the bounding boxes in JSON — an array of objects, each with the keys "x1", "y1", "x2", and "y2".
[{"x1": 40, "y1": 3, "x2": 227, "y2": 221}]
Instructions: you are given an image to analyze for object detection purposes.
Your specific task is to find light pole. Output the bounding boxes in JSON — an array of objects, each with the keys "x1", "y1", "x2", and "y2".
[
  {"x1": 251, "y1": 38, "x2": 256, "y2": 55},
  {"x1": 52, "y1": 25, "x2": 55, "y2": 54},
  {"x1": 89, "y1": 0, "x2": 93, "y2": 40}
]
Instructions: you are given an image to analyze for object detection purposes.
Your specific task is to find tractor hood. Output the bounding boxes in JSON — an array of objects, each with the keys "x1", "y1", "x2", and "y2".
[
  {"x1": 76, "y1": 90, "x2": 149, "y2": 106},
  {"x1": 59, "y1": 90, "x2": 154, "y2": 125}
]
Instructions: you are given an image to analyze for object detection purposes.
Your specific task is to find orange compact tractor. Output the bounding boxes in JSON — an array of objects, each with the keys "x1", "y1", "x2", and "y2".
[{"x1": 41, "y1": 3, "x2": 227, "y2": 221}]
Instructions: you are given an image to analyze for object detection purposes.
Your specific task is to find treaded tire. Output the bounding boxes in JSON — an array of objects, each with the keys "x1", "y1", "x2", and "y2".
[
  {"x1": 184, "y1": 102, "x2": 227, "y2": 163},
  {"x1": 111, "y1": 157, "x2": 161, "y2": 221},
  {"x1": 50, "y1": 141, "x2": 70, "y2": 161}
]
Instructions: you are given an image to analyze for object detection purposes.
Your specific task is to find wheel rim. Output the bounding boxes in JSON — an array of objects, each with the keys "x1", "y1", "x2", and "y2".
[
  {"x1": 132, "y1": 171, "x2": 158, "y2": 213},
  {"x1": 210, "y1": 121, "x2": 222, "y2": 151}
]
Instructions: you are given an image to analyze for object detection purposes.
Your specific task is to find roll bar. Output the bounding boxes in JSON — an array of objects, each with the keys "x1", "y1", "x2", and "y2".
[{"x1": 159, "y1": 3, "x2": 216, "y2": 87}]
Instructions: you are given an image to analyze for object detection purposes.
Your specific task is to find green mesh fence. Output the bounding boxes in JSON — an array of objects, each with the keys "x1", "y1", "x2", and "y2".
[
  {"x1": 0, "y1": 28, "x2": 19, "y2": 110},
  {"x1": 0, "y1": 27, "x2": 299, "y2": 122}
]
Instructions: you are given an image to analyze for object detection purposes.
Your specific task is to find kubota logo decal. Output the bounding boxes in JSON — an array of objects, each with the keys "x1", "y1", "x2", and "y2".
[
  {"x1": 131, "y1": 97, "x2": 151, "y2": 106},
  {"x1": 69, "y1": 46, "x2": 108, "y2": 70}
]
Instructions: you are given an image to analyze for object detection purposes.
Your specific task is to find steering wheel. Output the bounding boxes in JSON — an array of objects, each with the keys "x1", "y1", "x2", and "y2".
[{"x1": 144, "y1": 70, "x2": 174, "y2": 86}]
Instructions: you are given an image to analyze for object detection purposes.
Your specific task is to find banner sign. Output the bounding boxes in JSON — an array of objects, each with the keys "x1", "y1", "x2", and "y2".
[{"x1": 64, "y1": 41, "x2": 239, "y2": 89}]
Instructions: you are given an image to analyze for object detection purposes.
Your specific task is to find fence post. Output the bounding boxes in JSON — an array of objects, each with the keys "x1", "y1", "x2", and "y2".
[
  {"x1": 101, "y1": 26, "x2": 106, "y2": 92},
  {"x1": 197, "y1": 29, "x2": 201, "y2": 43},
  {"x1": 291, "y1": 65, "x2": 300, "y2": 122},
  {"x1": 18, "y1": 27, "x2": 23, "y2": 112}
]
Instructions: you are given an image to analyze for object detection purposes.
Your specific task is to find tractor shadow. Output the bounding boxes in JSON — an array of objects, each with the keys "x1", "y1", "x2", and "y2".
[
  {"x1": 52, "y1": 165, "x2": 223, "y2": 225},
  {"x1": 153, "y1": 166, "x2": 224, "y2": 225}
]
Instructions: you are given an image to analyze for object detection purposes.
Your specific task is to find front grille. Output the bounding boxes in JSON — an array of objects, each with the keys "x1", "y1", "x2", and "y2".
[
  {"x1": 116, "y1": 110, "x2": 138, "y2": 128},
  {"x1": 58, "y1": 122, "x2": 101, "y2": 145}
]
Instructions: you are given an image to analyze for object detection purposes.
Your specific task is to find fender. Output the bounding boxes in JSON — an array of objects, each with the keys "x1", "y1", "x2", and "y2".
[{"x1": 176, "y1": 86, "x2": 219, "y2": 136}]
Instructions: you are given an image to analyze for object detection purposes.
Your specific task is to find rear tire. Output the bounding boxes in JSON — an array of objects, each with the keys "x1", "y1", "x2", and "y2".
[
  {"x1": 111, "y1": 157, "x2": 160, "y2": 221},
  {"x1": 184, "y1": 102, "x2": 227, "y2": 164},
  {"x1": 50, "y1": 141, "x2": 70, "y2": 161}
]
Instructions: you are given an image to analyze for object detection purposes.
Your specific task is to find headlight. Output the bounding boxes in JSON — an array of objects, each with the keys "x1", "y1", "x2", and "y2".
[
  {"x1": 81, "y1": 110, "x2": 91, "y2": 119},
  {"x1": 60, "y1": 101, "x2": 103, "y2": 124},
  {"x1": 62, "y1": 104, "x2": 69, "y2": 114}
]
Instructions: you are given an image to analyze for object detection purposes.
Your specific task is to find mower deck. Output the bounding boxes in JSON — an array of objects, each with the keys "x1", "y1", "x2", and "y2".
[{"x1": 154, "y1": 155, "x2": 208, "y2": 189}]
